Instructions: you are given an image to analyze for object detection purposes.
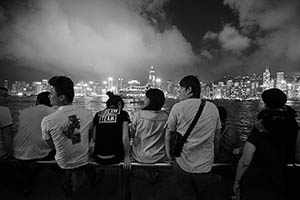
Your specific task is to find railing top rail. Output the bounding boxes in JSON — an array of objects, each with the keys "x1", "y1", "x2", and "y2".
[{"x1": 3, "y1": 159, "x2": 300, "y2": 168}]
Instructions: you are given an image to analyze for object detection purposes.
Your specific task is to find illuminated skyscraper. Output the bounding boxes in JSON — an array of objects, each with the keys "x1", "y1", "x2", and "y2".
[
  {"x1": 148, "y1": 65, "x2": 156, "y2": 87},
  {"x1": 108, "y1": 77, "x2": 114, "y2": 91},
  {"x1": 263, "y1": 67, "x2": 270, "y2": 88},
  {"x1": 276, "y1": 72, "x2": 285, "y2": 91},
  {"x1": 117, "y1": 77, "x2": 123, "y2": 92}
]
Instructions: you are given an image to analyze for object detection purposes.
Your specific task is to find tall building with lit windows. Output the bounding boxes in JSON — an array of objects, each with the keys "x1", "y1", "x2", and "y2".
[
  {"x1": 117, "y1": 77, "x2": 124, "y2": 92},
  {"x1": 148, "y1": 65, "x2": 156, "y2": 87},
  {"x1": 263, "y1": 67, "x2": 270, "y2": 89},
  {"x1": 276, "y1": 72, "x2": 286, "y2": 91},
  {"x1": 108, "y1": 77, "x2": 114, "y2": 92}
]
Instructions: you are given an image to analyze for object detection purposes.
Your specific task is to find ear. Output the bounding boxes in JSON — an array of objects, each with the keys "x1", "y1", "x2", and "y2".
[
  {"x1": 186, "y1": 86, "x2": 193, "y2": 95},
  {"x1": 58, "y1": 94, "x2": 66, "y2": 102},
  {"x1": 255, "y1": 119, "x2": 264, "y2": 132}
]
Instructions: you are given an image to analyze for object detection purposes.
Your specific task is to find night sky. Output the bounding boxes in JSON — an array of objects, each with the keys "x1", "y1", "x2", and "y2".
[{"x1": 1, "y1": 0, "x2": 300, "y2": 84}]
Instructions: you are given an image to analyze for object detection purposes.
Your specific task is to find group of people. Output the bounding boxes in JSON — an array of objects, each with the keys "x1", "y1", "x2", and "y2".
[{"x1": 0, "y1": 74, "x2": 299, "y2": 200}]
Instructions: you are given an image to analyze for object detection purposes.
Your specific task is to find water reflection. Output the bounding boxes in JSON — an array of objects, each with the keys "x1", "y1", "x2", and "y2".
[{"x1": 8, "y1": 96, "x2": 300, "y2": 140}]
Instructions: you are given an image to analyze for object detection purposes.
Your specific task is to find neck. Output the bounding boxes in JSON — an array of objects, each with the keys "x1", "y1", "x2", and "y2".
[{"x1": 59, "y1": 102, "x2": 72, "y2": 107}]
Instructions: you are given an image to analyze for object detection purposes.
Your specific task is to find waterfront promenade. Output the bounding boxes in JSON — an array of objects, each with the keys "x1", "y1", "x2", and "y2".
[{"x1": 3, "y1": 97, "x2": 300, "y2": 199}]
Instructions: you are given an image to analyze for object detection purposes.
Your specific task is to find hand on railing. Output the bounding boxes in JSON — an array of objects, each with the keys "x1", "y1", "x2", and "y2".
[
  {"x1": 233, "y1": 181, "x2": 240, "y2": 200},
  {"x1": 123, "y1": 156, "x2": 131, "y2": 170}
]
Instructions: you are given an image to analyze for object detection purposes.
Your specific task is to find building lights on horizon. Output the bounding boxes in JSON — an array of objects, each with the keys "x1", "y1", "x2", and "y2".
[{"x1": 3, "y1": 66, "x2": 300, "y2": 100}]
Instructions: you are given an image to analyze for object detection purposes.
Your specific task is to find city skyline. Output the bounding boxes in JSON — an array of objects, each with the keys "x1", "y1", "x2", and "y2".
[
  {"x1": 2, "y1": 65, "x2": 300, "y2": 85},
  {"x1": 5, "y1": 66, "x2": 300, "y2": 101},
  {"x1": 1, "y1": 0, "x2": 300, "y2": 83}
]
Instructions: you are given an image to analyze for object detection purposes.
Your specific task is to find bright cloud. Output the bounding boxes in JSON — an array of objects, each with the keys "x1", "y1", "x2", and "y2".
[
  {"x1": 0, "y1": 0, "x2": 196, "y2": 80},
  {"x1": 218, "y1": 25, "x2": 251, "y2": 52}
]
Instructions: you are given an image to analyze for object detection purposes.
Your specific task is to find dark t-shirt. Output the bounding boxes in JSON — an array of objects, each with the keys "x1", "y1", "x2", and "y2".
[
  {"x1": 282, "y1": 106, "x2": 298, "y2": 163},
  {"x1": 93, "y1": 108, "x2": 130, "y2": 157},
  {"x1": 247, "y1": 129, "x2": 284, "y2": 171},
  {"x1": 242, "y1": 129, "x2": 287, "y2": 199},
  {"x1": 249, "y1": 106, "x2": 298, "y2": 165}
]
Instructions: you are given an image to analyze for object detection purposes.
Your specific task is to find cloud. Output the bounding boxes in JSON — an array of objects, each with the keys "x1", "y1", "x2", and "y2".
[
  {"x1": 218, "y1": 24, "x2": 251, "y2": 52},
  {"x1": 224, "y1": 0, "x2": 300, "y2": 31},
  {"x1": 203, "y1": 25, "x2": 251, "y2": 52},
  {"x1": 202, "y1": 0, "x2": 300, "y2": 77},
  {"x1": 203, "y1": 31, "x2": 218, "y2": 40},
  {"x1": 199, "y1": 49, "x2": 213, "y2": 59},
  {"x1": 0, "y1": 0, "x2": 196, "y2": 81}
]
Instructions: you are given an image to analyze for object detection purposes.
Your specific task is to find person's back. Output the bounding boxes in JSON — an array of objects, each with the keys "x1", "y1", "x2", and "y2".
[
  {"x1": 169, "y1": 98, "x2": 220, "y2": 172},
  {"x1": 13, "y1": 92, "x2": 55, "y2": 160},
  {"x1": 13, "y1": 105, "x2": 55, "y2": 160},
  {"x1": 93, "y1": 108, "x2": 129, "y2": 160},
  {"x1": 235, "y1": 109, "x2": 289, "y2": 200},
  {"x1": 131, "y1": 88, "x2": 168, "y2": 163},
  {"x1": 41, "y1": 76, "x2": 93, "y2": 169},
  {"x1": 93, "y1": 93, "x2": 131, "y2": 168},
  {"x1": 165, "y1": 75, "x2": 223, "y2": 200},
  {"x1": 42, "y1": 105, "x2": 92, "y2": 168},
  {"x1": 261, "y1": 88, "x2": 298, "y2": 164},
  {"x1": 132, "y1": 110, "x2": 168, "y2": 163}
]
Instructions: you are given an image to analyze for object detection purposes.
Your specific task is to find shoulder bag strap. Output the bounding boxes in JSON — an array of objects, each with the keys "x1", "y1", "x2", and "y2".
[{"x1": 182, "y1": 100, "x2": 206, "y2": 142}]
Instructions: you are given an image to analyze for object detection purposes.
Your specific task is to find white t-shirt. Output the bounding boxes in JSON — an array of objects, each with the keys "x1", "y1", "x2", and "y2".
[
  {"x1": 13, "y1": 105, "x2": 55, "y2": 160},
  {"x1": 0, "y1": 106, "x2": 13, "y2": 158},
  {"x1": 167, "y1": 99, "x2": 221, "y2": 173},
  {"x1": 41, "y1": 105, "x2": 93, "y2": 169}
]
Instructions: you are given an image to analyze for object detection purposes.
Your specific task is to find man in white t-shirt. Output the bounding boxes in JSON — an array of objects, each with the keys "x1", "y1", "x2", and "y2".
[
  {"x1": 0, "y1": 86, "x2": 13, "y2": 159},
  {"x1": 13, "y1": 91, "x2": 56, "y2": 160},
  {"x1": 165, "y1": 75, "x2": 223, "y2": 200},
  {"x1": 41, "y1": 76, "x2": 93, "y2": 169}
]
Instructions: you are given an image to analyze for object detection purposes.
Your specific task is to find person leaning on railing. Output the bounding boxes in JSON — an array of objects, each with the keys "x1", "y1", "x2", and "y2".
[
  {"x1": 165, "y1": 75, "x2": 224, "y2": 200},
  {"x1": 130, "y1": 88, "x2": 168, "y2": 185},
  {"x1": 233, "y1": 109, "x2": 292, "y2": 200},
  {"x1": 41, "y1": 76, "x2": 95, "y2": 196},
  {"x1": 92, "y1": 92, "x2": 131, "y2": 170},
  {"x1": 233, "y1": 88, "x2": 298, "y2": 200},
  {"x1": 131, "y1": 88, "x2": 168, "y2": 164}
]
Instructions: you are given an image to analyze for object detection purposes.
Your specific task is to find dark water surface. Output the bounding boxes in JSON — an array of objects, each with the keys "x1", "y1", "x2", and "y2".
[{"x1": 8, "y1": 96, "x2": 300, "y2": 140}]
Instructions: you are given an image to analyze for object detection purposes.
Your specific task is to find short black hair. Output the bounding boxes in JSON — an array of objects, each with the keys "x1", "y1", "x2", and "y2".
[
  {"x1": 48, "y1": 76, "x2": 74, "y2": 103},
  {"x1": 143, "y1": 88, "x2": 165, "y2": 111},
  {"x1": 106, "y1": 93, "x2": 124, "y2": 109},
  {"x1": 179, "y1": 75, "x2": 201, "y2": 98},
  {"x1": 261, "y1": 88, "x2": 287, "y2": 109},
  {"x1": 36, "y1": 91, "x2": 51, "y2": 107}
]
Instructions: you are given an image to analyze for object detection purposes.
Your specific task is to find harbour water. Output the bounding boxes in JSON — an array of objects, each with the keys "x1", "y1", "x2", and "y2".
[{"x1": 7, "y1": 96, "x2": 300, "y2": 140}]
